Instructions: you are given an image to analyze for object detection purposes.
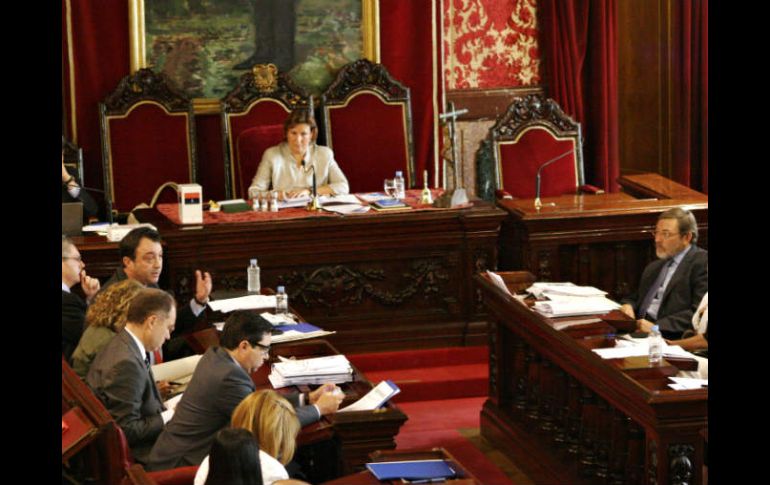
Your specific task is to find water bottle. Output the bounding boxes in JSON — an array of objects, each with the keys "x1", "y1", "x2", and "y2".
[
  {"x1": 275, "y1": 286, "x2": 288, "y2": 317},
  {"x1": 648, "y1": 325, "x2": 663, "y2": 365},
  {"x1": 394, "y1": 171, "x2": 406, "y2": 199},
  {"x1": 247, "y1": 259, "x2": 261, "y2": 293}
]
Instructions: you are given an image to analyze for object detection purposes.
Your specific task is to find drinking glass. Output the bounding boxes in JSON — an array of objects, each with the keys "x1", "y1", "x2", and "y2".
[{"x1": 383, "y1": 179, "x2": 397, "y2": 199}]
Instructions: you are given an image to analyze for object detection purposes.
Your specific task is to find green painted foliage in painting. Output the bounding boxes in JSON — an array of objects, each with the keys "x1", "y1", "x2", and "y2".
[{"x1": 145, "y1": 0, "x2": 362, "y2": 99}]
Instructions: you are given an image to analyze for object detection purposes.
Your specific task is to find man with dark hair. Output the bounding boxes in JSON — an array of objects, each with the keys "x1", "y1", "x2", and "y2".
[
  {"x1": 102, "y1": 226, "x2": 213, "y2": 359},
  {"x1": 86, "y1": 288, "x2": 177, "y2": 464},
  {"x1": 620, "y1": 207, "x2": 708, "y2": 339},
  {"x1": 62, "y1": 235, "x2": 101, "y2": 360},
  {"x1": 147, "y1": 311, "x2": 343, "y2": 471}
]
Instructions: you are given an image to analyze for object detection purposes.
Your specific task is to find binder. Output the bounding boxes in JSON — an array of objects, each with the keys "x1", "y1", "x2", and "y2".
[{"x1": 366, "y1": 459, "x2": 457, "y2": 481}]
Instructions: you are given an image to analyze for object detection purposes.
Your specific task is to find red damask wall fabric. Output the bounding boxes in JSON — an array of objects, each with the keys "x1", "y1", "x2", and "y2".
[
  {"x1": 444, "y1": 0, "x2": 540, "y2": 89},
  {"x1": 538, "y1": 0, "x2": 619, "y2": 193}
]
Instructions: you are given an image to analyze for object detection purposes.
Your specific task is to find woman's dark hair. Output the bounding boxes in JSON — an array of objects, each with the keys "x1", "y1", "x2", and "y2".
[
  {"x1": 283, "y1": 109, "x2": 318, "y2": 141},
  {"x1": 204, "y1": 428, "x2": 263, "y2": 485}
]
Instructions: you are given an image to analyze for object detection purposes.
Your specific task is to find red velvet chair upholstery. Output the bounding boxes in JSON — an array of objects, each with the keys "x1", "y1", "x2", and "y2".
[
  {"x1": 320, "y1": 59, "x2": 415, "y2": 193},
  {"x1": 62, "y1": 357, "x2": 134, "y2": 484},
  {"x1": 489, "y1": 93, "x2": 601, "y2": 200},
  {"x1": 122, "y1": 463, "x2": 199, "y2": 485},
  {"x1": 221, "y1": 63, "x2": 313, "y2": 199},
  {"x1": 99, "y1": 68, "x2": 197, "y2": 215}
]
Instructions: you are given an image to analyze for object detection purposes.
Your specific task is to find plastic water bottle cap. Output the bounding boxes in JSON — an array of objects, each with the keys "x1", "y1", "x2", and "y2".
[
  {"x1": 652, "y1": 325, "x2": 659, "y2": 332},
  {"x1": 250, "y1": 258, "x2": 257, "y2": 265},
  {"x1": 395, "y1": 171, "x2": 403, "y2": 177},
  {"x1": 277, "y1": 286, "x2": 285, "y2": 292}
]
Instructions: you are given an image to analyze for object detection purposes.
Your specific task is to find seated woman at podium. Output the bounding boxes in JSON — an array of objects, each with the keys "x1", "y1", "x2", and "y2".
[
  {"x1": 194, "y1": 390, "x2": 309, "y2": 485},
  {"x1": 248, "y1": 110, "x2": 349, "y2": 199},
  {"x1": 667, "y1": 292, "x2": 708, "y2": 379}
]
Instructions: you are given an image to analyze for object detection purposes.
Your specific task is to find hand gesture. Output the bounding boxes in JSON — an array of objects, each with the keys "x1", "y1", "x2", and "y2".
[
  {"x1": 194, "y1": 270, "x2": 212, "y2": 304},
  {"x1": 636, "y1": 318, "x2": 655, "y2": 333},
  {"x1": 619, "y1": 303, "x2": 636, "y2": 320},
  {"x1": 80, "y1": 270, "x2": 101, "y2": 303}
]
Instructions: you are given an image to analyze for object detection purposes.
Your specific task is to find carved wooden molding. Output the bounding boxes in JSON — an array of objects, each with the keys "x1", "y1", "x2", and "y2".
[
  {"x1": 668, "y1": 444, "x2": 694, "y2": 485},
  {"x1": 321, "y1": 58, "x2": 409, "y2": 105},
  {"x1": 102, "y1": 68, "x2": 191, "y2": 115},
  {"x1": 490, "y1": 93, "x2": 580, "y2": 141},
  {"x1": 222, "y1": 64, "x2": 313, "y2": 113},
  {"x1": 279, "y1": 260, "x2": 450, "y2": 309}
]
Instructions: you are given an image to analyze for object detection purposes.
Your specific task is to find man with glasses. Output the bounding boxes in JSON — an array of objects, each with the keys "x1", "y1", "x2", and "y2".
[
  {"x1": 147, "y1": 310, "x2": 344, "y2": 471},
  {"x1": 619, "y1": 207, "x2": 708, "y2": 339},
  {"x1": 101, "y1": 226, "x2": 213, "y2": 360},
  {"x1": 62, "y1": 235, "x2": 101, "y2": 360}
]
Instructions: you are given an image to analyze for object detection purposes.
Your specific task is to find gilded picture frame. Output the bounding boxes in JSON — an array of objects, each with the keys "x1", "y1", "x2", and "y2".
[{"x1": 129, "y1": 0, "x2": 380, "y2": 114}]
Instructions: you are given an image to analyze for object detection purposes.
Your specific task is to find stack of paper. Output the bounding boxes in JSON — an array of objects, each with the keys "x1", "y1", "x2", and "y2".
[
  {"x1": 271, "y1": 323, "x2": 336, "y2": 344},
  {"x1": 338, "y1": 380, "x2": 401, "y2": 413},
  {"x1": 486, "y1": 271, "x2": 513, "y2": 296},
  {"x1": 528, "y1": 282, "x2": 620, "y2": 317},
  {"x1": 208, "y1": 295, "x2": 277, "y2": 313},
  {"x1": 260, "y1": 311, "x2": 298, "y2": 326},
  {"x1": 268, "y1": 354, "x2": 353, "y2": 388}
]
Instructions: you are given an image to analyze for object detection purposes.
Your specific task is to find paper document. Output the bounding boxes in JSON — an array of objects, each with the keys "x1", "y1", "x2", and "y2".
[
  {"x1": 357, "y1": 192, "x2": 390, "y2": 202},
  {"x1": 260, "y1": 312, "x2": 297, "y2": 325},
  {"x1": 668, "y1": 376, "x2": 707, "y2": 390},
  {"x1": 528, "y1": 282, "x2": 607, "y2": 298},
  {"x1": 338, "y1": 380, "x2": 400, "y2": 413},
  {"x1": 269, "y1": 354, "x2": 353, "y2": 388},
  {"x1": 152, "y1": 354, "x2": 202, "y2": 382},
  {"x1": 552, "y1": 317, "x2": 603, "y2": 331},
  {"x1": 278, "y1": 196, "x2": 312, "y2": 209},
  {"x1": 320, "y1": 194, "x2": 363, "y2": 206},
  {"x1": 217, "y1": 198, "x2": 247, "y2": 205},
  {"x1": 208, "y1": 295, "x2": 277, "y2": 313},
  {"x1": 534, "y1": 297, "x2": 619, "y2": 317},
  {"x1": 322, "y1": 204, "x2": 371, "y2": 215},
  {"x1": 486, "y1": 271, "x2": 513, "y2": 296}
]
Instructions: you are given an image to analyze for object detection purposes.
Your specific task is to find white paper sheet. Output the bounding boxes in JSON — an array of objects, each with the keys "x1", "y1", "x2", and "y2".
[{"x1": 208, "y1": 295, "x2": 277, "y2": 313}]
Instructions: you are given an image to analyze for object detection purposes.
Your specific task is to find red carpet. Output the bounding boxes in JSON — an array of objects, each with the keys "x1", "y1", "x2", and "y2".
[{"x1": 349, "y1": 347, "x2": 514, "y2": 484}]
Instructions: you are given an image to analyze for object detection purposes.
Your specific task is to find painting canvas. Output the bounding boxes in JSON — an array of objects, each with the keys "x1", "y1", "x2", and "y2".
[{"x1": 142, "y1": 0, "x2": 366, "y2": 100}]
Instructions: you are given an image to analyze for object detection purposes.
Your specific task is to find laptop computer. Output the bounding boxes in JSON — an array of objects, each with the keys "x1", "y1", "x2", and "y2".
[{"x1": 62, "y1": 202, "x2": 83, "y2": 236}]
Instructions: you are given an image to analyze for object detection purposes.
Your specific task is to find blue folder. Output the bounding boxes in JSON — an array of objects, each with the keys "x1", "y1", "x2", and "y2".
[{"x1": 366, "y1": 459, "x2": 456, "y2": 481}]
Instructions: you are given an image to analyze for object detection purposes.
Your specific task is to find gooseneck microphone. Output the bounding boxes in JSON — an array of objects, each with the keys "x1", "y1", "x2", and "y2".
[{"x1": 534, "y1": 148, "x2": 576, "y2": 209}]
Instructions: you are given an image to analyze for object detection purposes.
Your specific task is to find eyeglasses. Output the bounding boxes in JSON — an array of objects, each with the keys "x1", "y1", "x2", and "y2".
[
  {"x1": 253, "y1": 342, "x2": 271, "y2": 356},
  {"x1": 62, "y1": 255, "x2": 83, "y2": 263},
  {"x1": 650, "y1": 230, "x2": 681, "y2": 239}
]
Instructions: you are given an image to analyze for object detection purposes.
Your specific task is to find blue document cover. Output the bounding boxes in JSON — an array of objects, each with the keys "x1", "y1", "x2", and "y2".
[
  {"x1": 273, "y1": 323, "x2": 321, "y2": 333},
  {"x1": 372, "y1": 198, "x2": 409, "y2": 208},
  {"x1": 366, "y1": 459, "x2": 456, "y2": 481}
]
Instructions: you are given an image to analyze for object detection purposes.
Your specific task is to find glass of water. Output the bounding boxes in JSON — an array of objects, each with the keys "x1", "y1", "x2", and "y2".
[{"x1": 383, "y1": 179, "x2": 397, "y2": 199}]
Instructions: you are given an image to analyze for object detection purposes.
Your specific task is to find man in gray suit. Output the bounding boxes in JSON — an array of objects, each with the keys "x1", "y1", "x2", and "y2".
[
  {"x1": 147, "y1": 311, "x2": 344, "y2": 471},
  {"x1": 86, "y1": 288, "x2": 177, "y2": 464},
  {"x1": 620, "y1": 207, "x2": 708, "y2": 339}
]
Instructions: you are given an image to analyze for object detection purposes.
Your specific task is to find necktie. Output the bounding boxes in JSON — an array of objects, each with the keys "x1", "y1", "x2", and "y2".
[
  {"x1": 638, "y1": 260, "x2": 672, "y2": 320},
  {"x1": 144, "y1": 352, "x2": 151, "y2": 369}
]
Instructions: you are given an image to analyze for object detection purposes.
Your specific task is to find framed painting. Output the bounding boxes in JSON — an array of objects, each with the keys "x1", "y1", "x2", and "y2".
[{"x1": 129, "y1": 0, "x2": 380, "y2": 114}]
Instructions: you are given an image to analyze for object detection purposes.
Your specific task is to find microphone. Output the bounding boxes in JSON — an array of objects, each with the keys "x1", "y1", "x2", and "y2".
[{"x1": 534, "y1": 148, "x2": 576, "y2": 209}]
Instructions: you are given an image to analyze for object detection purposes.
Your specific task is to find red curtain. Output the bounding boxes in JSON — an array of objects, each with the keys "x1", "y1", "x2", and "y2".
[
  {"x1": 380, "y1": 0, "x2": 440, "y2": 189},
  {"x1": 538, "y1": 0, "x2": 619, "y2": 193},
  {"x1": 671, "y1": 0, "x2": 708, "y2": 194}
]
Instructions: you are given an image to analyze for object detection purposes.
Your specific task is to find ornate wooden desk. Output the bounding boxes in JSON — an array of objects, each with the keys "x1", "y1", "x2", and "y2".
[
  {"x1": 476, "y1": 271, "x2": 707, "y2": 485},
  {"x1": 73, "y1": 200, "x2": 506, "y2": 353},
  {"x1": 496, "y1": 173, "x2": 708, "y2": 301}
]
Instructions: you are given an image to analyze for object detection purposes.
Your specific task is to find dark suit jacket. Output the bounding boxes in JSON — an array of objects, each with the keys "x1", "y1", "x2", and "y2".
[
  {"x1": 102, "y1": 267, "x2": 203, "y2": 360},
  {"x1": 62, "y1": 289, "x2": 86, "y2": 361},
  {"x1": 621, "y1": 245, "x2": 708, "y2": 338},
  {"x1": 147, "y1": 346, "x2": 319, "y2": 471},
  {"x1": 86, "y1": 329, "x2": 165, "y2": 464}
]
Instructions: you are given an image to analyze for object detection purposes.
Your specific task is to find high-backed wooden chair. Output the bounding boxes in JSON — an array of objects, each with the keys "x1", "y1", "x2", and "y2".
[
  {"x1": 62, "y1": 135, "x2": 84, "y2": 185},
  {"x1": 478, "y1": 93, "x2": 601, "y2": 201},
  {"x1": 62, "y1": 357, "x2": 134, "y2": 485},
  {"x1": 221, "y1": 63, "x2": 313, "y2": 199},
  {"x1": 320, "y1": 59, "x2": 415, "y2": 193},
  {"x1": 99, "y1": 68, "x2": 197, "y2": 216}
]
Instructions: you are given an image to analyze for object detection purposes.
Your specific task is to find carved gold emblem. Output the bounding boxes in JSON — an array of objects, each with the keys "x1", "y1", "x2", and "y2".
[{"x1": 251, "y1": 64, "x2": 278, "y2": 93}]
